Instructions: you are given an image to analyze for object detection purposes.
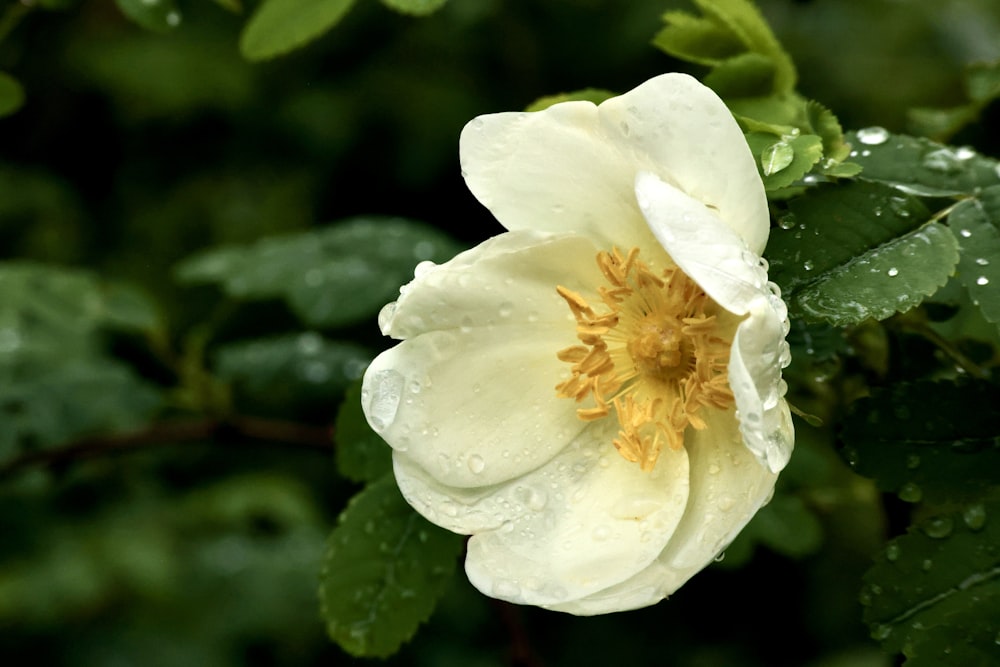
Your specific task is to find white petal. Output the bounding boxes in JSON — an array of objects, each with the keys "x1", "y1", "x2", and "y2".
[
  {"x1": 459, "y1": 100, "x2": 658, "y2": 253},
  {"x1": 463, "y1": 420, "x2": 691, "y2": 608},
  {"x1": 547, "y1": 409, "x2": 777, "y2": 615},
  {"x1": 728, "y1": 296, "x2": 795, "y2": 472},
  {"x1": 635, "y1": 171, "x2": 769, "y2": 316},
  {"x1": 597, "y1": 73, "x2": 770, "y2": 254},
  {"x1": 363, "y1": 232, "x2": 609, "y2": 489},
  {"x1": 379, "y1": 231, "x2": 603, "y2": 340}
]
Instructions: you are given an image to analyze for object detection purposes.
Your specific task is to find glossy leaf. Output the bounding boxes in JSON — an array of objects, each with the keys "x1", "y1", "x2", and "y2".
[
  {"x1": 114, "y1": 0, "x2": 182, "y2": 32},
  {"x1": 174, "y1": 217, "x2": 463, "y2": 328},
  {"x1": 746, "y1": 132, "x2": 823, "y2": 189},
  {"x1": 948, "y1": 189, "x2": 1000, "y2": 329},
  {"x1": 335, "y1": 378, "x2": 392, "y2": 484},
  {"x1": 861, "y1": 498, "x2": 1000, "y2": 664},
  {"x1": 240, "y1": 0, "x2": 357, "y2": 61},
  {"x1": 319, "y1": 475, "x2": 463, "y2": 657},
  {"x1": 847, "y1": 130, "x2": 1000, "y2": 197},
  {"x1": 840, "y1": 380, "x2": 1000, "y2": 505},
  {"x1": 768, "y1": 182, "x2": 958, "y2": 325},
  {"x1": 380, "y1": 0, "x2": 448, "y2": 16}
]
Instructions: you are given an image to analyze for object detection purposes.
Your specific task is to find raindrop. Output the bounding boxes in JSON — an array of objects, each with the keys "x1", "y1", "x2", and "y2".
[
  {"x1": 976, "y1": 276, "x2": 990, "y2": 286},
  {"x1": 707, "y1": 463, "x2": 721, "y2": 475},
  {"x1": 363, "y1": 370, "x2": 404, "y2": 432},
  {"x1": 921, "y1": 558, "x2": 933, "y2": 572},
  {"x1": 413, "y1": 260, "x2": 436, "y2": 278},
  {"x1": 954, "y1": 146, "x2": 976, "y2": 160},
  {"x1": 906, "y1": 454, "x2": 921, "y2": 470},
  {"x1": 975, "y1": 257, "x2": 990, "y2": 266},
  {"x1": 498, "y1": 301, "x2": 514, "y2": 318},
  {"x1": 714, "y1": 552, "x2": 726, "y2": 563},
  {"x1": 921, "y1": 516, "x2": 954, "y2": 539},
  {"x1": 897, "y1": 482, "x2": 923, "y2": 503},
  {"x1": 922, "y1": 148, "x2": 961, "y2": 173},
  {"x1": 803, "y1": 260, "x2": 814, "y2": 271},
  {"x1": 959, "y1": 229, "x2": 972, "y2": 238},
  {"x1": 592, "y1": 525, "x2": 611, "y2": 541},
  {"x1": 778, "y1": 215, "x2": 796, "y2": 230},
  {"x1": 467, "y1": 454, "x2": 486, "y2": 474},
  {"x1": 856, "y1": 126, "x2": 890, "y2": 145},
  {"x1": 887, "y1": 267, "x2": 899, "y2": 277},
  {"x1": 962, "y1": 503, "x2": 987, "y2": 531},
  {"x1": 885, "y1": 543, "x2": 901, "y2": 562},
  {"x1": 873, "y1": 624, "x2": 892, "y2": 641}
]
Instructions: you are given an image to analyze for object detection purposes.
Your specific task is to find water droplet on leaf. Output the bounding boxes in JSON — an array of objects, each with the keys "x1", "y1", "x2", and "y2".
[
  {"x1": 898, "y1": 482, "x2": 923, "y2": 503},
  {"x1": 962, "y1": 503, "x2": 987, "y2": 531},
  {"x1": 856, "y1": 126, "x2": 890, "y2": 145},
  {"x1": 921, "y1": 516, "x2": 954, "y2": 539}
]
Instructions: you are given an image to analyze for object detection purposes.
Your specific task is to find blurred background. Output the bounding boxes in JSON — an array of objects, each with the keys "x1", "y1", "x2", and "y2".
[{"x1": 1, "y1": 0, "x2": 998, "y2": 665}]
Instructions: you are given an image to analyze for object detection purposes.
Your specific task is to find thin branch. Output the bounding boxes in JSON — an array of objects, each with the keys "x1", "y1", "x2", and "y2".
[{"x1": 0, "y1": 416, "x2": 334, "y2": 480}]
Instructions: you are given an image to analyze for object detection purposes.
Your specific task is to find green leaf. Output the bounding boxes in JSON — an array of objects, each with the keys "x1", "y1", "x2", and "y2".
[
  {"x1": 239, "y1": 0, "x2": 357, "y2": 61},
  {"x1": 524, "y1": 88, "x2": 616, "y2": 112},
  {"x1": 746, "y1": 132, "x2": 823, "y2": 190},
  {"x1": 100, "y1": 282, "x2": 162, "y2": 334},
  {"x1": 319, "y1": 475, "x2": 463, "y2": 657},
  {"x1": 335, "y1": 378, "x2": 391, "y2": 483},
  {"x1": 840, "y1": 380, "x2": 1000, "y2": 505},
  {"x1": 806, "y1": 99, "x2": 851, "y2": 164},
  {"x1": 948, "y1": 189, "x2": 1000, "y2": 329},
  {"x1": 0, "y1": 72, "x2": 25, "y2": 118},
  {"x1": 965, "y1": 60, "x2": 1000, "y2": 104},
  {"x1": 114, "y1": 0, "x2": 182, "y2": 32},
  {"x1": 380, "y1": 0, "x2": 448, "y2": 17},
  {"x1": 704, "y1": 52, "x2": 777, "y2": 99},
  {"x1": 175, "y1": 217, "x2": 463, "y2": 328},
  {"x1": 767, "y1": 182, "x2": 959, "y2": 326},
  {"x1": 907, "y1": 106, "x2": 978, "y2": 142},
  {"x1": 847, "y1": 130, "x2": 1000, "y2": 197},
  {"x1": 215, "y1": 333, "x2": 370, "y2": 408},
  {"x1": 653, "y1": 11, "x2": 744, "y2": 66},
  {"x1": 860, "y1": 497, "x2": 1000, "y2": 663}
]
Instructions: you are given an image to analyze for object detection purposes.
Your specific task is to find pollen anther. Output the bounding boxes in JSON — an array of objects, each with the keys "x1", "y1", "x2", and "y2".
[{"x1": 555, "y1": 247, "x2": 735, "y2": 471}]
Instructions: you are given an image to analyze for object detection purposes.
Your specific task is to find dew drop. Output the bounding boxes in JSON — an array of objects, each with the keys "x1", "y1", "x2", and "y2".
[
  {"x1": 803, "y1": 260, "x2": 814, "y2": 271},
  {"x1": 975, "y1": 257, "x2": 990, "y2": 266},
  {"x1": 885, "y1": 543, "x2": 901, "y2": 562},
  {"x1": 887, "y1": 267, "x2": 899, "y2": 277},
  {"x1": 962, "y1": 503, "x2": 987, "y2": 531},
  {"x1": 897, "y1": 482, "x2": 923, "y2": 503},
  {"x1": 592, "y1": 525, "x2": 611, "y2": 541},
  {"x1": 921, "y1": 515, "x2": 954, "y2": 539},
  {"x1": 363, "y1": 370, "x2": 404, "y2": 432},
  {"x1": 467, "y1": 454, "x2": 486, "y2": 474},
  {"x1": 778, "y1": 216, "x2": 796, "y2": 230},
  {"x1": 872, "y1": 624, "x2": 892, "y2": 641},
  {"x1": 976, "y1": 276, "x2": 990, "y2": 286},
  {"x1": 498, "y1": 301, "x2": 514, "y2": 318},
  {"x1": 959, "y1": 228, "x2": 972, "y2": 238},
  {"x1": 921, "y1": 558, "x2": 933, "y2": 571},
  {"x1": 856, "y1": 126, "x2": 890, "y2": 145},
  {"x1": 906, "y1": 454, "x2": 921, "y2": 470},
  {"x1": 413, "y1": 260, "x2": 437, "y2": 278}
]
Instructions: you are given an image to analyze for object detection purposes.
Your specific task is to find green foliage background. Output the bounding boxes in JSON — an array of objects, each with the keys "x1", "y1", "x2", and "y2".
[{"x1": 1, "y1": 0, "x2": 999, "y2": 665}]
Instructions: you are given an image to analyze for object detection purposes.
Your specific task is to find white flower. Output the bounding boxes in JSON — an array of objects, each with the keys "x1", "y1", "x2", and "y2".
[{"x1": 362, "y1": 73, "x2": 793, "y2": 615}]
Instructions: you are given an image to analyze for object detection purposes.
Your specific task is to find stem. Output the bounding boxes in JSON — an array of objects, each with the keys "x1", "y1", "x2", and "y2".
[
  {"x1": 901, "y1": 318, "x2": 990, "y2": 379},
  {"x1": 0, "y1": 416, "x2": 334, "y2": 480}
]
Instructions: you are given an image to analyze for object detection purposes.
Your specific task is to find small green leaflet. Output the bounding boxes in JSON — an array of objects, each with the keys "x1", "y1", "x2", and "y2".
[
  {"x1": 174, "y1": 217, "x2": 463, "y2": 328},
  {"x1": 380, "y1": 0, "x2": 448, "y2": 16},
  {"x1": 319, "y1": 474, "x2": 463, "y2": 657},
  {"x1": 861, "y1": 498, "x2": 1000, "y2": 665},
  {"x1": 0, "y1": 72, "x2": 24, "y2": 118},
  {"x1": 767, "y1": 181, "x2": 959, "y2": 326},
  {"x1": 847, "y1": 129, "x2": 1000, "y2": 197},
  {"x1": 746, "y1": 131, "x2": 823, "y2": 189},
  {"x1": 335, "y1": 378, "x2": 392, "y2": 484},
  {"x1": 240, "y1": 0, "x2": 357, "y2": 61},
  {"x1": 947, "y1": 187, "x2": 1000, "y2": 331},
  {"x1": 908, "y1": 61, "x2": 1000, "y2": 141},
  {"x1": 114, "y1": 0, "x2": 182, "y2": 32}
]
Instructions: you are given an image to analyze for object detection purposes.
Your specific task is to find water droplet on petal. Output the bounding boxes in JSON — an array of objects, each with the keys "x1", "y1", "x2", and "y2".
[
  {"x1": 364, "y1": 370, "x2": 404, "y2": 432},
  {"x1": 592, "y1": 525, "x2": 610, "y2": 541},
  {"x1": 498, "y1": 301, "x2": 514, "y2": 318},
  {"x1": 467, "y1": 454, "x2": 486, "y2": 474},
  {"x1": 856, "y1": 126, "x2": 890, "y2": 145}
]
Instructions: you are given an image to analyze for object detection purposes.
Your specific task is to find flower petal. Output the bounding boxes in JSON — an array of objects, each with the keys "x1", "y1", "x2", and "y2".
[
  {"x1": 635, "y1": 171, "x2": 769, "y2": 316},
  {"x1": 598, "y1": 73, "x2": 770, "y2": 254},
  {"x1": 728, "y1": 295, "x2": 795, "y2": 472},
  {"x1": 463, "y1": 420, "x2": 691, "y2": 608},
  {"x1": 363, "y1": 232, "x2": 608, "y2": 489},
  {"x1": 546, "y1": 409, "x2": 777, "y2": 615},
  {"x1": 459, "y1": 99, "x2": 657, "y2": 253}
]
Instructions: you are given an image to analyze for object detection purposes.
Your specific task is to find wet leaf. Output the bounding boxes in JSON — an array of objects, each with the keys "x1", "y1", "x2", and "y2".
[
  {"x1": 114, "y1": 0, "x2": 182, "y2": 32},
  {"x1": 947, "y1": 188, "x2": 1000, "y2": 330},
  {"x1": 335, "y1": 378, "x2": 392, "y2": 484},
  {"x1": 240, "y1": 0, "x2": 357, "y2": 61},
  {"x1": 319, "y1": 475, "x2": 463, "y2": 657}
]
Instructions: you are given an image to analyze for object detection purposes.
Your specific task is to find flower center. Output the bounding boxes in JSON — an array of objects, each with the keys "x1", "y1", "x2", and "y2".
[{"x1": 555, "y1": 247, "x2": 735, "y2": 471}]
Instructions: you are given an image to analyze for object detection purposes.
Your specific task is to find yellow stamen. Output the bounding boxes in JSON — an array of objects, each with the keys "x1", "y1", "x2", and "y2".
[{"x1": 555, "y1": 247, "x2": 736, "y2": 472}]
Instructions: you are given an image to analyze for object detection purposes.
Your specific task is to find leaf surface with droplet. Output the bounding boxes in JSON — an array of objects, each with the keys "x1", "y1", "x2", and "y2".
[
  {"x1": 319, "y1": 475, "x2": 463, "y2": 657},
  {"x1": 947, "y1": 187, "x2": 1000, "y2": 331}
]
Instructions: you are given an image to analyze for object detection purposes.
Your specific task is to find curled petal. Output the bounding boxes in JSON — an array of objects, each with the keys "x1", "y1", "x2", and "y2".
[
  {"x1": 728, "y1": 296, "x2": 795, "y2": 472},
  {"x1": 635, "y1": 171, "x2": 769, "y2": 316}
]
